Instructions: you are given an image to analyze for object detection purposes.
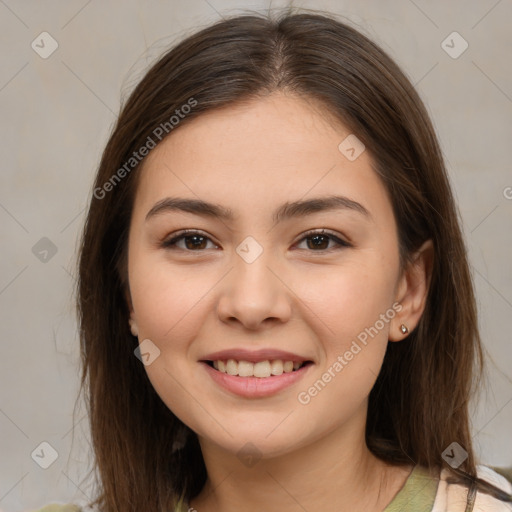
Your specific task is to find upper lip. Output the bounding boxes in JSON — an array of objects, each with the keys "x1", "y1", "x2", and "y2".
[{"x1": 201, "y1": 348, "x2": 312, "y2": 363}]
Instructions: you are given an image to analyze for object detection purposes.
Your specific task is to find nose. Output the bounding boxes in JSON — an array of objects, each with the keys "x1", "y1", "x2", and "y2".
[{"x1": 216, "y1": 251, "x2": 292, "y2": 331}]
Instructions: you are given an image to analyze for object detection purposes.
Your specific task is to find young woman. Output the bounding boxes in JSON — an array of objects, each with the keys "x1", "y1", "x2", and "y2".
[{"x1": 38, "y1": 9, "x2": 512, "y2": 512}]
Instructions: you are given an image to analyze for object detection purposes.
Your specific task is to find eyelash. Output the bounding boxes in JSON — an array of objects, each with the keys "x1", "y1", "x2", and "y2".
[{"x1": 161, "y1": 229, "x2": 352, "y2": 253}]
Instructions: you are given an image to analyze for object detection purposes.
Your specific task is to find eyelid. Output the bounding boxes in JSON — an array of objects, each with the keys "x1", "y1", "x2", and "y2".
[
  {"x1": 161, "y1": 229, "x2": 219, "y2": 249},
  {"x1": 294, "y1": 228, "x2": 352, "y2": 249},
  {"x1": 161, "y1": 228, "x2": 352, "y2": 252}
]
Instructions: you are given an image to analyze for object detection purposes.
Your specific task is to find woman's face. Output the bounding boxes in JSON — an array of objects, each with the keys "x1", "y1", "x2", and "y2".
[{"x1": 126, "y1": 92, "x2": 420, "y2": 459}]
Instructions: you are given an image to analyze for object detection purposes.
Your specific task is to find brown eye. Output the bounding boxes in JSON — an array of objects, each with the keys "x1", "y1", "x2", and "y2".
[
  {"x1": 295, "y1": 229, "x2": 351, "y2": 252},
  {"x1": 161, "y1": 229, "x2": 351, "y2": 253},
  {"x1": 162, "y1": 230, "x2": 218, "y2": 251}
]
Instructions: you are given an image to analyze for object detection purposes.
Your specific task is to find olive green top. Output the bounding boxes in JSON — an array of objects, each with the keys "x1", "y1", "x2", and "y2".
[
  {"x1": 383, "y1": 464, "x2": 439, "y2": 512},
  {"x1": 171, "y1": 465, "x2": 439, "y2": 511},
  {"x1": 35, "y1": 464, "x2": 512, "y2": 512}
]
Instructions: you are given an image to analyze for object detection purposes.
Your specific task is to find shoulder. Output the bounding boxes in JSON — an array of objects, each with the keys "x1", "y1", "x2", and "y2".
[
  {"x1": 473, "y1": 466, "x2": 512, "y2": 511},
  {"x1": 33, "y1": 504, "x2": 82, "y2": 512},
  {"x1": 484, "y1": 466, "x2": 512, "y2": 490},
  {"x1": 433, "y1": 465, "x2": 512, "y2": 512}
]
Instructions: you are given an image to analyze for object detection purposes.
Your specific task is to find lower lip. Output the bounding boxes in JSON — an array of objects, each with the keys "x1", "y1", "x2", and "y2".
[{"x1": 202, "y1": 362, "x2": 312, "y2": 398}]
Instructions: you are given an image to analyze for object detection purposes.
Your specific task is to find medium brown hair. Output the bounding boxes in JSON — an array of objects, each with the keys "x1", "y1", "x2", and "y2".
[{"x1": 75, "y1": 8, "x2": 503, "y2": 511}]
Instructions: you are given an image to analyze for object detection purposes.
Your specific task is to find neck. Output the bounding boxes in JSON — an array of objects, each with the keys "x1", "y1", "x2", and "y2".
[{"x1": 189, "y1": 411, "x2": 412, "y2": 512}]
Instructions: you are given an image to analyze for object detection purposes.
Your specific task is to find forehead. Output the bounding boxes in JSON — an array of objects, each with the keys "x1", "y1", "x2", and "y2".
[
  {"x1": 143, "y1": 92, "x2": 350, "y2": 171},
  {"x1": 133, "y1": 92, "x2": 393, "y2": 226}
]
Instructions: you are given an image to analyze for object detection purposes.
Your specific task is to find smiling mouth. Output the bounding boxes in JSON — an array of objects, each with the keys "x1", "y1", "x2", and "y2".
[{"x1": 203, "y1": 359, "x2": 313, "y2": 378}]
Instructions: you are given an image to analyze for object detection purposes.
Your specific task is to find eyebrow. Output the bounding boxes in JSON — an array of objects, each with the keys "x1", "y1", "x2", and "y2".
[{"x1": 145, "y1": 195, "x2": 372, "y2": 224}]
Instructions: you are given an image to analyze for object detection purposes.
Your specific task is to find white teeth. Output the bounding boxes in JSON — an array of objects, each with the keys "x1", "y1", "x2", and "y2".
[
  {"x1": 270, "y1": 360, "x2": 283, "y2": 375},
  {"x1": 238, "y1": 360, "x2": 254, "y2": 377},
  {"x1": 226, "y1": 359, "x2": 238, "y2": 375},
  {"x1": 211, "y1": 359, "x2": 306, "y2": 377},
  {"x1": 254, "y1": 361, "x2": 271, "y2": 378}
]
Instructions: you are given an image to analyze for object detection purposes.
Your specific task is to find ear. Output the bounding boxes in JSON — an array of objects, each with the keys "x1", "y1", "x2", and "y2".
[
  {"x1": 124, "y1": 286, "x2": 139, "y2": 337},
  {"x1": 389, "y1": 239, "x2": 434, "y2": 341},
  {"x1": 124, "y1": 285, "x2": 134, "y2": 314}
]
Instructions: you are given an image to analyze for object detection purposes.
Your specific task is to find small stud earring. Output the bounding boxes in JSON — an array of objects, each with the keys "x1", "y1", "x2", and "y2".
[
  {"x1": 400, "y1": 324, "x2": 409, "y2": 335},
  {"x1": 129, "y1": 318, "x2": 139, "y2": 337}
]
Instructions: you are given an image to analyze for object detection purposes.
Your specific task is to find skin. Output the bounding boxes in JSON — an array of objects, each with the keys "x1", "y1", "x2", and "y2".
[{"x1": 126, "y1": 91, "x2": 434, "y2": 511}]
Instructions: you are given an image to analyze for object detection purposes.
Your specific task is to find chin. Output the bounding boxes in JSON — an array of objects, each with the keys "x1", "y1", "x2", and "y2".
[{"x1": 198, "y1": 426, "x2": 310, "y2": 462}]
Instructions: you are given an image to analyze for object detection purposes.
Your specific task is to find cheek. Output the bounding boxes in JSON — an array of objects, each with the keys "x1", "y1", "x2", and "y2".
[
  {"x1": 128, "y1": 257, "x2": 212, "y2": 425},
  {"x1": 129, "y1": 251, "x2": 215, "y2": 341},
  {"x1": 293, "y1": 263, "x2": 396, "y2": 423},
  {"x1": 294, "y1": 256, "x2": 398, "y2": 346}
]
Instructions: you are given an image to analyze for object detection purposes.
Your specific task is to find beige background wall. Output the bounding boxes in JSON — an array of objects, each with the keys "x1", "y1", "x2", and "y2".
[{"x1": 0, "y1": 0, "x2": 511, "y2": 510}]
